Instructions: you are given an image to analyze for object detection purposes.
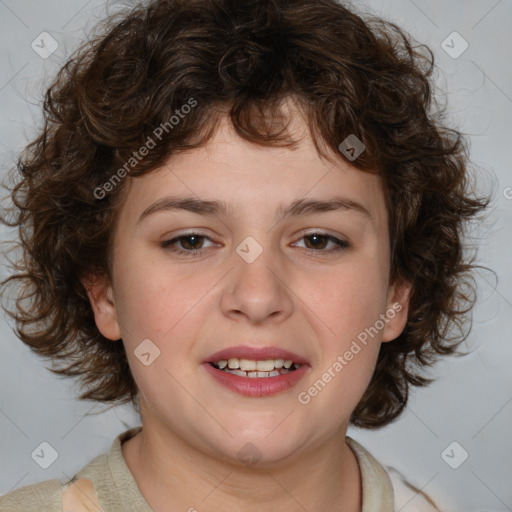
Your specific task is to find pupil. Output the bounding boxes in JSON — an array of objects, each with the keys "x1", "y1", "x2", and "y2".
[
  {"x1": 306, "y1": 234, "x2": 327, "y2": 249},
  {"x1": 183, "y1": 235, "x2": 203, "y2": 250}
]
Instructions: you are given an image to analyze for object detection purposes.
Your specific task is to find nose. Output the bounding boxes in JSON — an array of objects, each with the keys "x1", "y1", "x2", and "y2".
[{"x1": 220, "y1": 242, "x2": 294, "y2": 325}]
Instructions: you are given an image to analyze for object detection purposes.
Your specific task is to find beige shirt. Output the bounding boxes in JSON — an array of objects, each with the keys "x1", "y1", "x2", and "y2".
[{"x1": 0, "y1": 427, "x2": 394, "y2": 511}]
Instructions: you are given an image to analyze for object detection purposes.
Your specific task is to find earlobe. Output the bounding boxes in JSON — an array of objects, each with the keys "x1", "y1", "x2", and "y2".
[
  {"x1": 81, "y1": 272, "x2": 122, "y2": 341},
  {"x1": 381, "y1": 279, "x2": 413, "y2": 343}
]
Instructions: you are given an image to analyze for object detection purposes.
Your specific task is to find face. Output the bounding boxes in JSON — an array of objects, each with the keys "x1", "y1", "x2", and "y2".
[{"x1": 86, "y1": 110, "x2": 410, "y2": 467}]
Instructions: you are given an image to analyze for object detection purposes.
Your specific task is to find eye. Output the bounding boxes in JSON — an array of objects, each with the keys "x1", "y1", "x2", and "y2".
[
  {"x1": 160, "y1": 233, "x2": 218, "y2": 256},
  {"x1": 292, "y1": 232, "x2": 350, "y2": 253},
  {"x1": 160, "y1": 231, "x2": 350, "y2": 257}
]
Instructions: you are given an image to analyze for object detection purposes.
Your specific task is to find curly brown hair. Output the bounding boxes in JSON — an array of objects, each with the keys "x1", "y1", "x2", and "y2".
[{"x1": 0, "y1": 0, "x2": 488, "y2": 428}]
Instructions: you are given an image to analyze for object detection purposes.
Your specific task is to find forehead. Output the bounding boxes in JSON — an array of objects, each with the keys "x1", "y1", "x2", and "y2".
[{"x1": 117, "y1": 113, "x2": 388, "y2": 232}]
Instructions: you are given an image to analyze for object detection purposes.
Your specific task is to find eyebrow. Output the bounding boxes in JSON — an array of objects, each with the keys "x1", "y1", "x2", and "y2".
[{"x1": 137, "y1": 195, "x2": 372, "y2": 224}]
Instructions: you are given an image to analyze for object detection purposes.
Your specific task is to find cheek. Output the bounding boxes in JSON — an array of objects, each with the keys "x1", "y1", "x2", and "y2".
[
  {"x1": 303, "y1": 258, "x2": 389, "y2": 344},
  {"x1": 296, "y1": 256, "x2": 388, "y2": 406},
  {"x1": 115, "y1": 266, "x2": 213, "y2": 406},
  {"x1": 113, "y1": 258, "x2": 223, "y2": 391},
  {"x1": 114, "y1": 257, "x2": 210, "y2": 342}
]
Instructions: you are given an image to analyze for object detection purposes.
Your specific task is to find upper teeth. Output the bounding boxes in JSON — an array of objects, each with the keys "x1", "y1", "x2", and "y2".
[{"x1": 216, "y1": 358, "x2": 296, "y2": 371}]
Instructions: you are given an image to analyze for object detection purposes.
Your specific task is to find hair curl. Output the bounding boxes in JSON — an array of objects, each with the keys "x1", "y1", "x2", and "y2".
[{"x1": 1, "y1": 0, "x2": 489, "y2": 427}]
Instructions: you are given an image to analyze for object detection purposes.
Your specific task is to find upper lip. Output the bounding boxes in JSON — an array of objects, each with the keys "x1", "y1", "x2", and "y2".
[{"x1": 204, "y1": 345, "x2": 309, "y2": 365}]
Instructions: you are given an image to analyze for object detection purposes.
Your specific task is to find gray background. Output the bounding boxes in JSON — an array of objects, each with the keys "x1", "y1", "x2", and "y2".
[{"x1": 1, "y1": 0, "x2": 511, "y2": 510}]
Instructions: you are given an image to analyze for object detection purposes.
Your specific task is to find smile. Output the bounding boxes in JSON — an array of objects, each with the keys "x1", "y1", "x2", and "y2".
[
  {"x1": 203, "y1": 345, "x2": 310, "y2": 397},
  {"x1": 210, "y1": 358, "x2": 301, "y2": 378},
  {"x1": 204, "y1": 356, "x2": 309, "y2": 397}
]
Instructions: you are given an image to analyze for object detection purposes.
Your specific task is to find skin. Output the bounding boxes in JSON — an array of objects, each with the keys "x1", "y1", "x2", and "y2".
[{"x1": 84, "y1": 107, "x2": 411, "y2": 512}]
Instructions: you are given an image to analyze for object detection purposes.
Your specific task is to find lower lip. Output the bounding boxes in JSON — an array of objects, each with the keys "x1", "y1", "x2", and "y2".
[{"x1": 203, "y1": 363, "x2": 309, "y2": 397}]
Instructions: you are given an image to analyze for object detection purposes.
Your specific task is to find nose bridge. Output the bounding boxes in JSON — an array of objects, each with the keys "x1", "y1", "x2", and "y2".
[{"x1": 221, "y1": 234, "x2": 293, "y2": 323}]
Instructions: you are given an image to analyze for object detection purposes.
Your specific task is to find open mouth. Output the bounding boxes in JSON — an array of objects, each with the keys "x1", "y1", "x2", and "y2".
[
  {"x1": 209, "y1": 358, "x2": 302, "y2": 378},
  {"x1": 203, "y1": 346, "x2": 309, "y2": 396}
]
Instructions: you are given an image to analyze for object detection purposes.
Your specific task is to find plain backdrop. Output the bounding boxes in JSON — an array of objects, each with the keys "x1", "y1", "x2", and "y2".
[{"x1": 1, "y1": 1, "x2": 511, "y2": 510}]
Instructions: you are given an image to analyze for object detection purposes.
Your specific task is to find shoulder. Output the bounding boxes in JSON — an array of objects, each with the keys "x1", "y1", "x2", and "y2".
[
  {"x1": 346, "y1": 436, "x2": 394, "y2": 512},
  {"x1": 346, "y1": 437, "x2": 441, "y2": 512},
  {"x1": 0, "y1": 478, "x2": 63, "y2": 511},
  {"x1": 61, "y1": 477, "x2": 103, "y2": 512},
  {"x1": 0, "y1": 427, "x2": 143, "y2": 512},
  {"x1": 387, "y1": 468, "x2": 441, "y2": 512},
  {"x1": 0, "y1": 477, "x2": 103, "y2": 512}
]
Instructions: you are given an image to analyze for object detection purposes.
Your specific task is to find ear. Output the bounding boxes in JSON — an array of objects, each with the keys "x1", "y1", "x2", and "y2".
[
  {"x1": 81, "y1": 271, "x2": 122, "y2": 341},
  {"x1": 381, "y1": 278, "x2": 412, "y2": 343}
]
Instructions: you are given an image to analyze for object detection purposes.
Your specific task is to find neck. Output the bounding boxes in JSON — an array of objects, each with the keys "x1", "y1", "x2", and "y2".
[{"x1": 122, "y1": 420, "x2": 362, "y2": 512}]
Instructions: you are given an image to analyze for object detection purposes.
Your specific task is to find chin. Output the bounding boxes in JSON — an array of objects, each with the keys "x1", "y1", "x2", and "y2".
[{"x1": 207, "y1": 423, "x2": 308, "y2": 468}]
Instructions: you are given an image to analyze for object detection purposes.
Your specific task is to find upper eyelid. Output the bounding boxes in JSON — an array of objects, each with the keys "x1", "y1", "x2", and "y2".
[
  {"x1": 166, "y1": 227, "x2": 346, "y2": 239},
  {"x1": 165, "y1": 230, "x2": 344, "y2": 242}
]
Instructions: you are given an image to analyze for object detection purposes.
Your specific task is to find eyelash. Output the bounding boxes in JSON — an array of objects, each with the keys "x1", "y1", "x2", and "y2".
[{"x1": 160, "y1": 232, "x2": 350, "y2": 257}]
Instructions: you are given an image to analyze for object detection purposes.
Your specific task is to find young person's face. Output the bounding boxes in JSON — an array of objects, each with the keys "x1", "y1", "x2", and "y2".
[{"x1": 87, "y1": 110, "x2": 410, "y2": 466}]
